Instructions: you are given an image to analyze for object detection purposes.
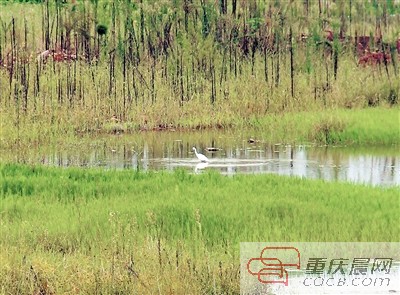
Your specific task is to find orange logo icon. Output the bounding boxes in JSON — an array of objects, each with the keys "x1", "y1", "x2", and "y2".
[{"x1": 246, "y1": 246, "x2": 300, "y2": 286}]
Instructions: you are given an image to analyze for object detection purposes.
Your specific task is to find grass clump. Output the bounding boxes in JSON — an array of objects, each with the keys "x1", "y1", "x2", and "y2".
[
  {"x1": 0, "y1": 164, "x2": 398, "y2": 293},
  {"x1": 252, "y1": 107, "x2": 400, "y2": 145},
  {"x1": 0, "y1": 1, "x2": 399, "y2": 142},
  {"x1": 1, "y1": 107, "x2": 399, "y2": 149}
]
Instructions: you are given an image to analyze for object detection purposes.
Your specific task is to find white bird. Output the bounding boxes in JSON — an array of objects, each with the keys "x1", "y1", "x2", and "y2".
[
  {"x1": 192, "y1": 147, "x2": 209, "y2": 163},
  {"x1": 195, "y1": 162, "x2": 209, "y2": 173}
]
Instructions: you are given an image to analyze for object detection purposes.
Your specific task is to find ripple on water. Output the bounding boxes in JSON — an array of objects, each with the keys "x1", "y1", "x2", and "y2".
[{"x1": 2, "y1": 132, "x2": 399, "y2": 186}]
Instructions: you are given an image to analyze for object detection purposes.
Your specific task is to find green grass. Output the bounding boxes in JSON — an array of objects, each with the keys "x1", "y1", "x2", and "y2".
[
  {"x1": 1, "y1": 1, "x2": 399, "y2": 144},
  {"x1": 0, "y1": 164, "x2": 398, "y2": 293},
  {"x1": 252, "y1": 107, "x2": 400, "y2": 145},
  {"x1": 1, "y1": 107, "x2": 399, "y2": 149},
  {"x1": 1, "y1": 1, "x2": 399, "y2": 293}
]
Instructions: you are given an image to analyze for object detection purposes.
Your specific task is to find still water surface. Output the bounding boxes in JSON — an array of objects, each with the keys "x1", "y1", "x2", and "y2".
[{"x1": 3, "y1": 131, "x2": 399, "y2": 186}]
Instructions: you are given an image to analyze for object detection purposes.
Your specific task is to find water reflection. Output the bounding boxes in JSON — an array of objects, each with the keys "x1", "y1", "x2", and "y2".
[
  {"x1": 3, "y1": 132, "x2": 399, "y2": 186},
  {"x1": 195, "y1": 162, "x2": 209, "y2": 173}
]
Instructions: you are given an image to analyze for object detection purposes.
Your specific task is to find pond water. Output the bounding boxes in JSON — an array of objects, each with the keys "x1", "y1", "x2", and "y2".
[{"x1": 2, "y1": 130, "x2": 399, "y2": 186}]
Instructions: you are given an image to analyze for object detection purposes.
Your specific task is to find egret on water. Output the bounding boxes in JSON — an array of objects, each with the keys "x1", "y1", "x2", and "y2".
[
  {"x1": 195, "y1": 162, "x2": 209, "y2": 173},
  {"x1": 192, "y1": 147, "x2": 209, "y2": 163}
]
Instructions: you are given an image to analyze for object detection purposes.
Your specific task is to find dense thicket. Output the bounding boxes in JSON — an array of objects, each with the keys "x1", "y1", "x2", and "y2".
[{"x1": 0, "y1": 0, "x2": 399, "y2": 130}]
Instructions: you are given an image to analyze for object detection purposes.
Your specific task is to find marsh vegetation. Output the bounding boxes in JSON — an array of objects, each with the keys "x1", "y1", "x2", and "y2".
[
  {"x1": 0, "y1": 0, "x2": 399, "y2": 143},
  {"x1": 0, "y1": 1, "x2": 399, "y2": 294},
  {"x1": 1, "y1": 164, "x2": 399, "y2": 293}
]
